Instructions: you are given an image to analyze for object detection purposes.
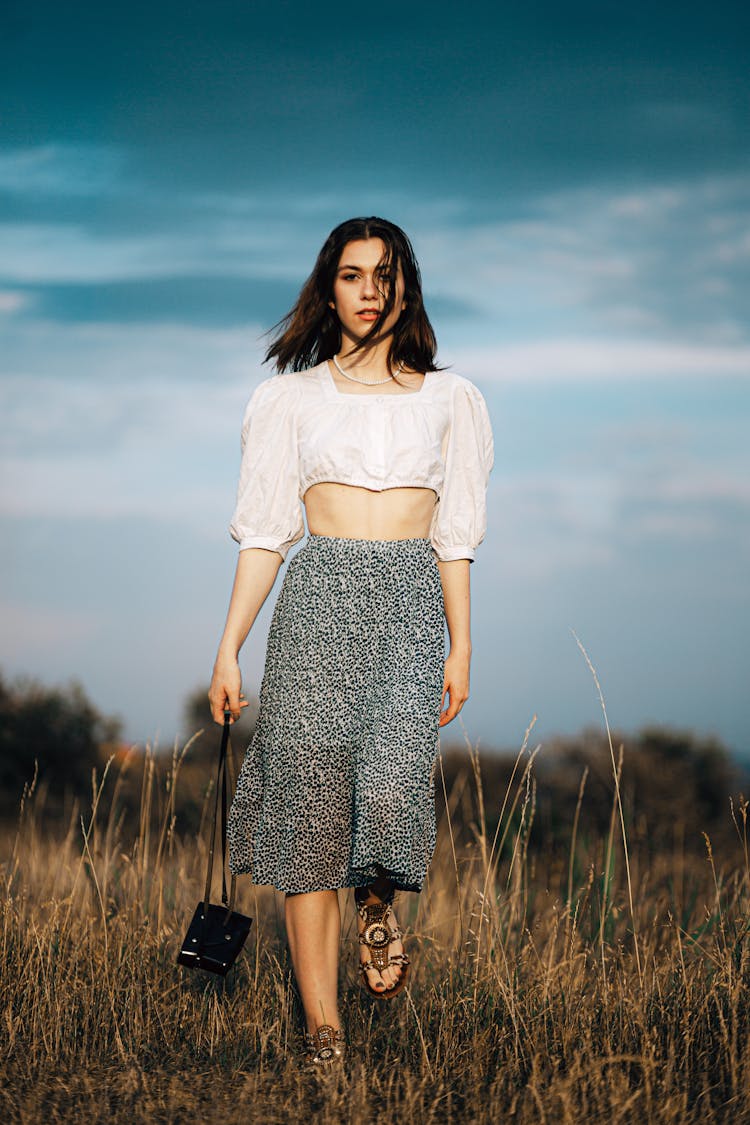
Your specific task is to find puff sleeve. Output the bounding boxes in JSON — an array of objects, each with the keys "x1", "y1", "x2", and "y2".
[
  {"x1": 229, "y1": 375, "x2": 305, "y2": 562},
  {"x1": 431, "y1": 377, "x2": 494, "y2": 562}
]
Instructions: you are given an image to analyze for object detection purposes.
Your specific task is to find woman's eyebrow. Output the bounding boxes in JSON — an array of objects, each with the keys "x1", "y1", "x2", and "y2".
[{"x1": 337, "y1": 262, "x2": 393, "y2": 272}]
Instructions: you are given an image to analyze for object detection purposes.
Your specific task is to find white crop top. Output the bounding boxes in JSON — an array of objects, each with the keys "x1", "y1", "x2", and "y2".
[{"x1": 229, "y1": 360, "x2": 494, "y2": 563}]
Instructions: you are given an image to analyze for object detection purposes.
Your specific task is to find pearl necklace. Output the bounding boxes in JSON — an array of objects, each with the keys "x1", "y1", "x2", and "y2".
[{"x1": 332, "y1": 353, "x2": 402, "y2": 386}]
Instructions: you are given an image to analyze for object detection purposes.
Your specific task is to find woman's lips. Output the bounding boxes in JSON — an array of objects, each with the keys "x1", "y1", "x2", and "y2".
[{"x1": 357, "y1": 310, "x2": 379, "y2": 320}]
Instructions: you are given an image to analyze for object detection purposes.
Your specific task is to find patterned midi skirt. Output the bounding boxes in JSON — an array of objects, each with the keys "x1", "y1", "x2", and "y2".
[{"x1": 227, "y1": 533, "x2": 446, "y2": 895}]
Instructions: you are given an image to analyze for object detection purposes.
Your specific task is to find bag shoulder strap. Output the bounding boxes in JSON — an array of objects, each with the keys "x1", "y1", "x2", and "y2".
[{"x1": 203, "y1": 713, "x2": 237, "y2": 913}]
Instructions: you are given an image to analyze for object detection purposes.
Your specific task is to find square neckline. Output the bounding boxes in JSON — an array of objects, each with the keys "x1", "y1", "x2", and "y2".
[{"x1": 322, "y1": 361, "x2": 428, "y2": 400}]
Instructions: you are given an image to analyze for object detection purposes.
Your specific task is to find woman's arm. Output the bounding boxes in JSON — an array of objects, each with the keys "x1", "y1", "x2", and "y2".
[
  {"x1": 437, "y1": 558, "x2": 471, "y2": 727},
  {"x1": 208, "y1": 548, "x2": 283, "y2": 723}
]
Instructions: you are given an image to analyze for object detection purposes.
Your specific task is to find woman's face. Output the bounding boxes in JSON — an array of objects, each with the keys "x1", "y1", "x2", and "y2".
[{"x1": 329, "y1": 238, "x2": 406, "y2": 345}]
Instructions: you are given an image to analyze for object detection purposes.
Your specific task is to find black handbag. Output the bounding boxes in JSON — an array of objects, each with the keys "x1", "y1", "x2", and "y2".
[{"x1": 177, "y1": 714, "x2": 252, "y2": 976}]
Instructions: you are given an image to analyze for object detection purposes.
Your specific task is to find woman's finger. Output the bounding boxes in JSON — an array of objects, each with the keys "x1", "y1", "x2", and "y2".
[
  {"x1": 210, "y1": 697, "x2": 227, "y2": 724},
  {"x1": 439, "y1": 676, "x2": 469, "y2": 725}
]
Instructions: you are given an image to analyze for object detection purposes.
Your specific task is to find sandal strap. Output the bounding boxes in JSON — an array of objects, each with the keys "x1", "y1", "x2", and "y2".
[
  {"x1": 356, "y1": 902, "x2": 402, "y2": 935},
  {"x1": 358, "y1": 903, "x2": 399, "y2": 971},
  {"x1": 360, "y1": 957, "x2": 409, "y2": 975},
  {"x1": 356, "y1": 900, "x2": 389, "y2": 922},
  {"x1": 387, "y1": 952, "x2": 410, "y2": 967},
  {"x1": 303, "y1": 1024, "x2": 345, "y2": 1067},
  {"x1": 356, "y1": 903, "x2": 392, "y2": 930},
  {"x1": 357, "y1": 925, "x2": 403, "y2": 947}
]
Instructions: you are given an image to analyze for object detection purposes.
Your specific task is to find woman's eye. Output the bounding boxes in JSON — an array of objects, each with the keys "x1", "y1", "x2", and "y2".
[{"x1": 342, "y1": 273, "x2": 358, "y2": 281}]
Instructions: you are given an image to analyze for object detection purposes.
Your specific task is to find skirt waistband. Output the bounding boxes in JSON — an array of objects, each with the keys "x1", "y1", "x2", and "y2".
[{"x1": 302, "y1": 533, "x2": 434, "y2": 558}]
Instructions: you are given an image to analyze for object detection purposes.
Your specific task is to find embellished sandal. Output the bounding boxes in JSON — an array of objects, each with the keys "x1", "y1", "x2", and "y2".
[
  {"x1": 302, "y1": 1024, "x2": 346, "y2": 1070},
  {"x1": 355, "y1": 880, "x2": 410, "y2": 1000}
]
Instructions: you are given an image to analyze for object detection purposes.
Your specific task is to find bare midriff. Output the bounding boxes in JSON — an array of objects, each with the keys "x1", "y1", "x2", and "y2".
[{"x1": 303, "y1": 482, "x2": 438, "y2": 541}]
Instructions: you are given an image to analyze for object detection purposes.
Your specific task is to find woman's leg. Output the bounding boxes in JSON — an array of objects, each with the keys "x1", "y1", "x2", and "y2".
[{"x1": 285, "y1": 889, "x2": 342, "y2": 1032}]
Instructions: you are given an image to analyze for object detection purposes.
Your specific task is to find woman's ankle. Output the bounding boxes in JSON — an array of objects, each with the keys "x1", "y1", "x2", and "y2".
[
  {"x1": 355, "y1": 872, "x2": 395, "y2": 906},
  {"x1": 306, "y1": 1017, "x2": 342, "y2": 1035}
]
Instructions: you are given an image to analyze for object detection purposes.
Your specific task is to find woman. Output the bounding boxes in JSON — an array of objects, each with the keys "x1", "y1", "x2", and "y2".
[{"x1": 208, "y1": 216, "x2": 494, "y2": 1068}]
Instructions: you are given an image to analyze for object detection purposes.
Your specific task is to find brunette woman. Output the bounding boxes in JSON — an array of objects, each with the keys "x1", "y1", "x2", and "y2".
[{"x1": 208, "y1": 216, "x2": 494, "y2": 1068}]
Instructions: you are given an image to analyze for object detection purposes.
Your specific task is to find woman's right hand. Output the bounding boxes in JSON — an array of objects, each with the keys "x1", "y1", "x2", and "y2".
[{"x1": 208, "y1": 656, "x2": 248, "y2": 724}]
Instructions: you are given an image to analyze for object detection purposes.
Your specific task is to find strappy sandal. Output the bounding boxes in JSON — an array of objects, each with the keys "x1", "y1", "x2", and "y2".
[
  {"x1": 302, "y1": 1024, "x2": 346, "y2": 1070},
  {"x1": 355, "y1": 881, "x2": 410, "y2": 1000}
]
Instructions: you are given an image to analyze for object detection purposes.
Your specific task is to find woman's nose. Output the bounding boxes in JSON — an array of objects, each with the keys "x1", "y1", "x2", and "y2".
[{"x1": 360, "y1": 273, "x2": 378, "y2": 299}]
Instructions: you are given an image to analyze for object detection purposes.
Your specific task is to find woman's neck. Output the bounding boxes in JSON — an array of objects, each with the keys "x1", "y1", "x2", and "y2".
[{"x1": 337, "y1": 336, "x2": 399, "y2": 378}]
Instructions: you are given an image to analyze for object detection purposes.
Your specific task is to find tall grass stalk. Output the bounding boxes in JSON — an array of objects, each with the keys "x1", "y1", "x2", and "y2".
[{"x1": 573, "y1": 630, "x2": 643, "y2": 984}]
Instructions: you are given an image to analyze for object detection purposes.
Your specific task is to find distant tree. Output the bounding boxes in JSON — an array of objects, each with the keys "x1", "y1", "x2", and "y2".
[
  {"x1": 438, "y1": 724, "x2": 746, "y2": 858},
  {"x1": 0, "y1": 671, "x2": 122, "y2": 816}
]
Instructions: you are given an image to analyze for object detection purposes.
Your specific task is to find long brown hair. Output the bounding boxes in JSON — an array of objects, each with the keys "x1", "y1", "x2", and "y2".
[{"x1": 265, "y1": 217, "x2": 441, "y2": 376}]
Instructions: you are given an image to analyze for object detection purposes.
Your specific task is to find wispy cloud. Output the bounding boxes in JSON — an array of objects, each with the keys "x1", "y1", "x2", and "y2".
[
  {"x1": 1, "y1": 319, "x2": 267, "y2": 385},
  {"x1": 2, "y1": 145, "x2": 749, "y2": 351},
  {"x1": 0, "y1": 325, "x2": 271, "y2": 546},
  {"x1": 0, "y1": 143, "x2": 127, "y2": 197},
  {"x1": 0, "y1": 290, "x2": 29, "y2": 313},
  {"x1": 422, "y1": 175, "x2": 750, "y2": 345},
  {"x1": 457, "y1": 339, "x2": 750, "y2": 382}
]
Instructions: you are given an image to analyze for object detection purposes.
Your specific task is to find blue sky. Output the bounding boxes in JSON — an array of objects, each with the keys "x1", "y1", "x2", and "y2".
[{"x1": 1, "y1": 0, "x2": 749, "y2": 755}]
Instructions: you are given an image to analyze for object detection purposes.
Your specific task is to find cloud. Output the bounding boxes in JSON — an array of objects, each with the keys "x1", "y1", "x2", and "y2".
[
  {"x1": 2, "y1": 143, "x2": 749, "y2": 349},
  {"x1": 420, "y1": 173, "x2": 750, "y2": 345},
  {"x1": 0, "y1": 143, "x2": 126, "y2": 197},
  {"x1": 9, "y1": 277, "x2": 299, "y2": 327},
  {"x1": 1, "y1": 318, "x2": 267, "y2": 386},
  {"x1": 456, "y1": 339, "x2": 750, "y2": 382},
  {"x1": 0, "y1": 367, "x2": 255, "y2": 524},
  {"x1": 489, "y1": 459, "x2": 750, "y2": 588},
  {"x1": 0, "y1": 290, "x2": 28, "y2": 313},
  {"x1": 0, "y1": 136, "x2": 747, "y2": 368},
  {"x1": 0, "y1": 323, "x2": 273, "y2": 544}
]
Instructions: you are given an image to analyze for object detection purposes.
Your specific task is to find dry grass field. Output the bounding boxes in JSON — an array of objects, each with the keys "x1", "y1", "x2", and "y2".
[{"x1": 2, "y1": 716, "x2": 750, "y2": 1124}]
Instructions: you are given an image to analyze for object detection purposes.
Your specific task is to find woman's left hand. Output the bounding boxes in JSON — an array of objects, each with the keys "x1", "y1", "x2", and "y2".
[{"x1": 439, "y1": 649, "x2": 470, "y2": 726}]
